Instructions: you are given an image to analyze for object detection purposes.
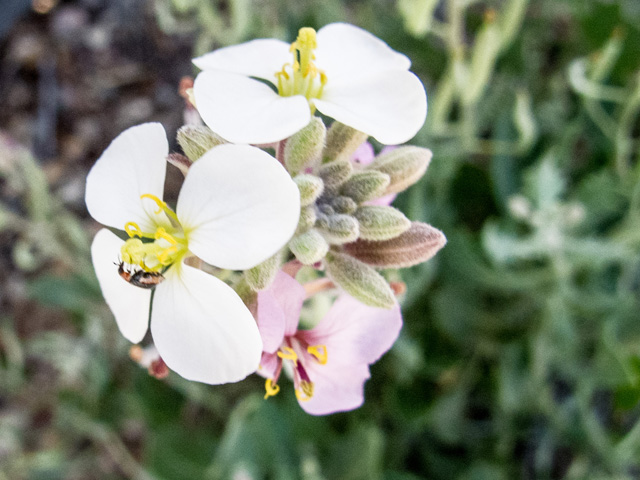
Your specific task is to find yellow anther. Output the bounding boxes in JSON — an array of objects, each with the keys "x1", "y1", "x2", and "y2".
[
  {"x1": 157, "y1": 245, "x2": 178, "y2": 264},
  {"x1": 125, "y1": 222, "x2": 143, "y2": 238},
  {"x1": 264, "y1": 378, "x2": 280, "y2": 399},
  {"x1": 307, "y1": 345, "x2": 328, "y2": 365},
  {"x1": 140, "y1": 193, "x2": 166, "y2": 214},
  {"x1": 155, "y1": 228, "x2": 177, "y2": 245},
  {"x1": 140, "y1": 193, "x2": 180, "y2": 224},
  {"x1": 277, "y1": 347, "x2": 298, "y2": 365},
  {"x1": 295, "y1": 380, "x2": 314, "y2": 402}
]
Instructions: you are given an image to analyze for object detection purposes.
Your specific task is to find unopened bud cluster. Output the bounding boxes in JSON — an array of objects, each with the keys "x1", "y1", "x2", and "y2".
[{"x1": 178, "y1": 118, "x2": 446, "y2": 310}]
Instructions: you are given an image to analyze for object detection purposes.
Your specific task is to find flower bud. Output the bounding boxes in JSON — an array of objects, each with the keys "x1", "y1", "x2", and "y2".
[
  {"x1": 284, "y1": 117, "x2": 326, "y2": 175},
  {"x1": 367, "y1": 146, "x2": 431, "y2": 194},
  {"x1": 340, "y1": 171, "x2": 390, "y2": 203},
  {"x1": 245, "y1": 251, "x2": 282, "y2": 291},
  {"x1": 297, "y1": 205, "x2": 317, "y2": 232},
  {"x1": 354, "y1": 205, "x2": 411, "y2": 241},
  {"x1": 177, "y1": 125, "x2": 227, "y2": 161},
  {"x1": 343, "y1": 222, "x2": 447, "y2": 268},
  {"x1": 329, "y1": 195, "x2": 358, "y2": 215},
  {"x1": 294, "y1": 174, "x2": 324, "y2": 207},
  {"x1": 318, "y1": 160, "x2": 353, "y2": 187},
  {"x1": 325, "y1": 251, "x2": 396, "y2": 309},
  {"x1": 289, "y1": 229, "x2": 329, "y2": 264},
  {"x1": 317, "y1": 213, "x2": 360, "y2": 244},
  {"x1": 323, "y1": 122, "x2": 369, "y2": 163}
]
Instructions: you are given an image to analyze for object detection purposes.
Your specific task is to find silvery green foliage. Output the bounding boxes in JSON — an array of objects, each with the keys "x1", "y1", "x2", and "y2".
[{"x1": 272, "y1": 121, "x2": 444, "y2": 307}]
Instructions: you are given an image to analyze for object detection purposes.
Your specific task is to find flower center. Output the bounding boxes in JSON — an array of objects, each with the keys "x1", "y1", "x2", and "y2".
[
  {"x1": 120, "y1": 194, "x2": 188, "y2": 272},
  {"x1": 263, "y1": 341, "x2": 328, "y2": 401},
  {"x1": 274, "y1": 27, "x2": 327, "y2": 107}
]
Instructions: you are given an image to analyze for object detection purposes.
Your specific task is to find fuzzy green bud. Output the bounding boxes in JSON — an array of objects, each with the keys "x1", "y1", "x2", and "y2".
[
  {"x1": 289, "y1": 229, "x2": 329, "y2": 265},
  {"x1": 354, "y1": 206, "x2": 411, "y2": 241},
  {"x1": 294, "y1": 174, "x2": 324, "y2": 207},
  {"x1": 317, "y1": 213, "x2": 359, "y2": 244},
  {"x1": 325, "y1": 251, "x2": 396, "y2": 309},
  {"x1": 284, "y1": 118, "x2": 326, "y2": 175},
  {"x1": 367, "y1": 146, "x2": 431, "y2": 194},
  {"x1": 318, "y1": 160, "x2": 353, "y2": 187},
  {"x1": 323, "y1": 122, "x2": 369, "y2": 163},
  {"x1": 343, "y1": 222, "x2": 447, "y2": 268},
  {"x1": 340, "y1": 171, "x2": 390, "y2": 203},
  {"x1": 330, "y1": 196, "x2": 358, "y2": 215},
  {"x1": 297, "y1": 205, "x2": 317, "y2": 232},
  {"x1": 177, "y1": 125, "x2": 226, "y2": 161},
  {"x1": 245, "y1": 251, "x2": 282, "y2": 291}
]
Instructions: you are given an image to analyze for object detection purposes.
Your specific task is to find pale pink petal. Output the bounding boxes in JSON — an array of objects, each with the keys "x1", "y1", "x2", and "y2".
[
  {"x1": 150, "y1": 263, "x2": 262, "y2": 385},
  {"x1": 351, "y1": 141, "x2": 375, "y2": 165},
  {"x1": 316, "y1": 23, "x2": 411, "y2": 82},
  {"x1": 85, "y1": 123, "x2": 168, "y2": 233},
  {"x1": 299, "y1": 295, "x2": 402, "y2": 366},
  {"x1": 192, "y1": 39, "x2": 290, "y2": 84},
  {"x1": 177, "y1": 144, "x2": 300, "y2": 271},
  {"x1": 256, "y1": 289, "x2": 287, "y2": 354},
  {"x1": 299, "y1": 362, "x2": 370, "y2": 415},
  {"x1": 193, "y1": 71, "x2": 311, "y2": 144},
  {"x1": 314, "y1": 70, "x2": 427, "y2": 145},
  {"x1": 90, "y1": 229, "x2": 150, "y2": 343},
  {"x1": 256, "y1": 351, "x2": 280, "y2": 379}
]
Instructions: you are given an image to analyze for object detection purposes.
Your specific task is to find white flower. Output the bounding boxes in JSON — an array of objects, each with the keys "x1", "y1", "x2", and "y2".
[
  {"x1": 86, "y1": 123, "x2": 300, "y2": 384},
  {"x1": 192, "y1": 22, "x2": 427, "y2": 145}
]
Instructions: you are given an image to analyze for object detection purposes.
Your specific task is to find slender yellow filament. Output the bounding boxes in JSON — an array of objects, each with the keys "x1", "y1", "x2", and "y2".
[
  {"x1": 307, "y1": 345, "x2": 328, "y2": 365},
  {"x1": 264, "y1": 378, "x2": 280, "y2": 399}
]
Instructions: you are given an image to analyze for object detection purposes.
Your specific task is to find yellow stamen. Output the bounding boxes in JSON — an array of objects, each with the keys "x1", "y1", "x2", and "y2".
[
  {"x1": 155, "y1": 228, "x2": 177, "y2": 245},
  {"x1": 140, "y1": 193, "x2": 180, "y2": 223},
  {"x1": 307, "y1": 345, "x2": 328, "y2": 365},
  {"x1": 157, "y1": 246, "x2": 178, "y2": 264},
  {"x1": 295, "y1": 380, "x2": 314, "y2": 401},
  {"x1": 277, "y1": 347, "x2": 298, "y2": 365},
  {"x1": 295, "y1": 27, "x2": 317, "y2": 75},
  {"x1": 140, "y1": 193, "x2": 166, "y2": 214},
  {"x1": 264, "y1": 378, "x2": 280, "y2": 399},
  {"x1": 125, "y1": 222, "x2": 143, "y2": 238}
]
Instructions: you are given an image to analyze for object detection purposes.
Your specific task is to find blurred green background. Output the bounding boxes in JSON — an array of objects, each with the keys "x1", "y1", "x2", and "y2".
[{"x1": 2, "y1": 0, "x2": 640, "y2": 478}]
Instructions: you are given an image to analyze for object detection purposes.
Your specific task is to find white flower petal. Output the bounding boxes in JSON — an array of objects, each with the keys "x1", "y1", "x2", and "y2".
[
  {"x1": 316, "y1": 23, "x2": 411, "y2": 82},
  {"x1": 314, "y1": 70, "x2": 427, "y2": 144},
  {"x1": 193, "y1": 71, "x2": 311, "y2": 144},
  {"x1": 90, "y1": 229, "x2": 150, "y2": 343},
  {"x1": 177, "y1": 144, "x2": 300, "y2": 270},
  {"x1": 193, "y1": 38, "x2": 290, "y2": 84},
  {"x1": 150, "y1": 263, "x2": 262, "y2": 384},
  {"x1": 85, "y1": 123, "x2": 168, "y2": 232}
]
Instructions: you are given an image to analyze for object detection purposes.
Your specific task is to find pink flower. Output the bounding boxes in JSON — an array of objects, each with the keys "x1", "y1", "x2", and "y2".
[{"x1": 256, "y1": 272, "x2": 402, "y2": 415}]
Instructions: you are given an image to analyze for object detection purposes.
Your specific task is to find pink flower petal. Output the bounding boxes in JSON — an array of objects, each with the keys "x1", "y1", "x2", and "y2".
[
  {"x1": 299, "y1": 362, "x2": 370, "y2": 415},
  {"x1": 299, "y1": 294, "x2": 402, "y2": 366},
  {"x1": 256, "y1": 351, "x2": 280, "y2": 379},
  {"x1": 257, "y1": 271, "x2": 306, "y2": 339},
  {"x1": 351, "y1": 141, "x2": 375, "y2": 165}
]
